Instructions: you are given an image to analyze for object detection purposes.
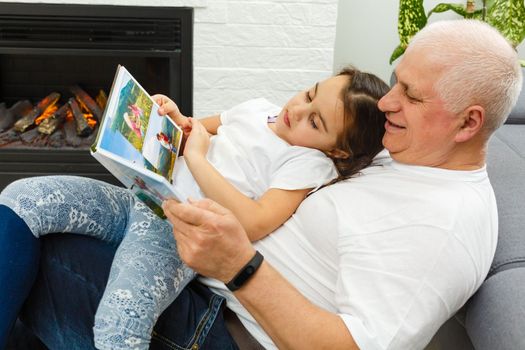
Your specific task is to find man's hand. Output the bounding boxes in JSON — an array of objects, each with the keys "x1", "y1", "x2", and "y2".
[
  {"x1": 152, "y1": 94, "x2": 192, "y2": 135},
  {"x1": 163, "y1": 200, "x2": 359, "y2": 350},
  {"x1": 162, "y1": 198, "x2": 255, "y2": 283}
]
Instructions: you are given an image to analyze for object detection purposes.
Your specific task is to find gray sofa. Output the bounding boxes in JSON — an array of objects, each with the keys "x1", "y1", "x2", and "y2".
[{"x1": 428, "y1": 70, "x2": 525, "y2": 350}]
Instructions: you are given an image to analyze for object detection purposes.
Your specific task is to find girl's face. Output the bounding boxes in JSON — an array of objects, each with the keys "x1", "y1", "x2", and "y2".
[{"x1": 272, "y1": 75, "x2": 349, "y2": 156}]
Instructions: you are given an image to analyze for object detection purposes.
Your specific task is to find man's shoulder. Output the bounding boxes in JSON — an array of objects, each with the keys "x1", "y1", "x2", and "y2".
[{"x1": 318, "y1": 162, "x2": 495, "y2": 231}]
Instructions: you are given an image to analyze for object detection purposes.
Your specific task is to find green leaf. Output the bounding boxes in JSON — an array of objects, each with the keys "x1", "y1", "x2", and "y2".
[
  {"x1": 389, "y1": 44, "x2": 406, "y2": 64},
  {"x1": 520, "y1": 59, "x2": 525, "y2": 67},
  {"x1": 427, "y1": 2, "x2": 484, "y2": 19},
  {"x1": 391, "y1": 0, "x2": 427, "y2": 64},
  {"x1": 427, "y1": 3, "x2": 468, "y2": 17},
  {"x1": 397, "y1": 0, "x2": 427, "y2": 46},
  {"x1": 486, "y1": 0, "x2": 525, "y2": 48}
]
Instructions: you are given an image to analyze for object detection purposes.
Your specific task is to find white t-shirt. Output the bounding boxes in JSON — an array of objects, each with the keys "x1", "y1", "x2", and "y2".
[
  {"x1": 201, "y1": 150, "x2": 498, "y2": 350},
  {"x1": 171, "y1": 98, "x2": 337, "y2": 200}
]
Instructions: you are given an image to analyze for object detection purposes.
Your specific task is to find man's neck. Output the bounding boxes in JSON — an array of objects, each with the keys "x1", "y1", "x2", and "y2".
[
  {"x1": 426, "y1": 143, "x2": 487, "y2": 170},
  {"x1": 392, "y1": 142, "x2": 487, "y2": 170}
]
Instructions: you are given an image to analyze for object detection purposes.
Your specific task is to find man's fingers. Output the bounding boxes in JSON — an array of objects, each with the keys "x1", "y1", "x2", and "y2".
[
  {"x1": 163, "y1": 205, "x2": 198, "y2": 243},
  {"x1": 188, "y1": 198, "x2": 231, "y2": 216},
  {"x1": 163, "y1": 199, "x2": 217, "y2": 227}
]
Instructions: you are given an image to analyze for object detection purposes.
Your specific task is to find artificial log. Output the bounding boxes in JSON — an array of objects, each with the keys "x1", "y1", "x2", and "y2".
[
  {"x1": 96, "y1": 90, "x2": 108, "y2": 110},
  {"x1": 48, "y1": 128, "x2": 65, "y2": 148},
  {"x1": 0, "y1": 100, "x2": 33, "y2": 132},
  {"x1": 70, "y1": 85, "x2": 103, "y2": 121},
  {"x1": 82, "y1": 124, "x2": 99, "y2": 146},
  {"x1": 63, "y1": 118, "x2": 82, "y2": 147},
  {"x1": 0, "y1": 129, "x2": 19, "y2": 146},
  {"x1": 0, "y1": 103, "x2": 6, "y2": 129},
  {"x1": 13, "y1": 92, "x2": 60, "y2": 133},
  {"x1": 20, "y1": 127, "x2": 46, "y2": 145},
  {"x1": 37, "y1": 104, "x2": 70, "y2": 135},
  {"x1": 68, "y1": 98, "x2": 93, "y2": 136}
]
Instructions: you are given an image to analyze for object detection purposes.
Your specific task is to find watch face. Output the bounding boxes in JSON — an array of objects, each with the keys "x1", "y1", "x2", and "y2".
[{"x1": 226, "y1": 251, "x2": 264, "y2": 291}]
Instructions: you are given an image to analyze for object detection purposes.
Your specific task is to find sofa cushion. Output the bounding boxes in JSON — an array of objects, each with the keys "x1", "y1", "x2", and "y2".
[
  {"x1": 506, "y1": 67, "x2": 525, "y2": 124},
  {"x1": 486, "y1": 124, "x2": 525, "y2": 276},
  {"x1": 466, "y1": 267, "x2": 525, "y2": 350}
]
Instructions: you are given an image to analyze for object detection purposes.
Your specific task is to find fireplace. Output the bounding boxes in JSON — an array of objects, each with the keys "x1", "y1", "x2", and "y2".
[{"x1": 0, "y1": 2, "x2": 193, "y2": 189}]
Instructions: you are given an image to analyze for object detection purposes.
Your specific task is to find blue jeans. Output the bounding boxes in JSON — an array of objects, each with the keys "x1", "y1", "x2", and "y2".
[
  {"x1": 20, "y1": 233, "x2": 239, "y2": 349},
  {"x1": 1, "y1": 176, "x2": 196, "y2": 349},
  {"x1": 0, "y1": 205, "x2": 41, "y2": 348},
  {"x1": 0, "y1": 179, "x2": 240, "y2": 349}
]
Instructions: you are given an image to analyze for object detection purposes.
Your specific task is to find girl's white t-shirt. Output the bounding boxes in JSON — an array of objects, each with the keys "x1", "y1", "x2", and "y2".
[{"x1": 171, "y1": 98, "x2": 338, "y2": 200}]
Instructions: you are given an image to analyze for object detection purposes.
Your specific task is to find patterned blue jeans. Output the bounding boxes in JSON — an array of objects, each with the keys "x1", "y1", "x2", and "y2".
[{"x1": 0, "y1": 175, "x2": 196, "y2": 350}]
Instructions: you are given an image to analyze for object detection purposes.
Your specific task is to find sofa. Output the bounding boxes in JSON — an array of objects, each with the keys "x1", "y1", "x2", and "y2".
[{"x1": 7, "y1": 70, "x2": 525, "y2": 350}]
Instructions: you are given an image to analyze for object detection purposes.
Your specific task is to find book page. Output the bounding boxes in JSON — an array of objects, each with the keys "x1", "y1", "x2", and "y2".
[
  {"x1": 92, "y1": 65, "x2": 184, "y2": 213},
  {"x1": 97, "y1": 66, "x2": 182, "y2": 181}
]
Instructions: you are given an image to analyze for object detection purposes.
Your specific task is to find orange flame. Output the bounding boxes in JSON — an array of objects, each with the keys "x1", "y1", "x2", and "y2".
[
  {"x1": 66, "y1": 109, "x2": 74, "y2": 121},
  {"x1": 76, "y1": 97, "x2": 97, "y2": 128},
  {"x1": 96, "y1": 90, "x2": 108, "y2": 110},
  {"x1": 35, "y1": 104, "x2": 59, "y2": 125}
]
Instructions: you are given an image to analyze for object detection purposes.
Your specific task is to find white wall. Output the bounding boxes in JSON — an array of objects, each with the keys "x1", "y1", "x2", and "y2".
[
  {"x1": 1, "y1": 0, "x2": 339, "y2": 117},
  {"x1": 333, "y1": 0, "x2": 525, "y2": 84},
  {"x1": 193, "y1": 0, "x2": 338, "y2": 116}
]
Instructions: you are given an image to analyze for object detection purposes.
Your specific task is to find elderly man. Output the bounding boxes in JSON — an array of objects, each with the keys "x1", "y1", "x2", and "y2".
[
  {"x1": 3, "y1": 19, "x2": 523, "y2": 350},
  {"x1": 162, "y1": 19, "x2": 522, "y2": 349}
]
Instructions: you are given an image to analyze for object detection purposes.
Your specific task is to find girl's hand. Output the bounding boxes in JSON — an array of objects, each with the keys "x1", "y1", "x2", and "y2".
[
  {"x1": 184, "y1": 119, "x2": 210, "y2": 159},
  {"x1": 152, "y1": 94, "x2": 192, "y2": 135}
]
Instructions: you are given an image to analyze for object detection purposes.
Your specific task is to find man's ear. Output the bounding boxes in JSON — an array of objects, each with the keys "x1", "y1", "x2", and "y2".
[
  {"x1": 326, "y1": 148, "x2": 350, "y2": 159},
  {"x1": 455, "y1": 106, "x2": 485, "y2": 143}
]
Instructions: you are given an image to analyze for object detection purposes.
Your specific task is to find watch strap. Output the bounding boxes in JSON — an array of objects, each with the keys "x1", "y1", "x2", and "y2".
[{"x1": 225, "y1": 251, "x2": 264, "y2": 291}]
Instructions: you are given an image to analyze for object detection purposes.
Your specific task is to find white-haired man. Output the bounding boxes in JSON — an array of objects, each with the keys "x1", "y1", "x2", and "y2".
[{"x1": 163, "y1": 19, "x2": 522, "y2": 349}]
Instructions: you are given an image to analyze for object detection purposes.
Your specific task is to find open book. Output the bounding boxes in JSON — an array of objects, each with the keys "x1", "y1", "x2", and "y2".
[{"x1": 91, "y1": 65, "x2": 185, "y2": 217}]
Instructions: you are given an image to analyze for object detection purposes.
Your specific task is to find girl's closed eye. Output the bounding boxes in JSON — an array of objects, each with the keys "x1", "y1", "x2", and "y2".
[
  {"x1": 305, "y1": 90, "x2": 312, "y2": 102},
  {"x1": 309, "y1": 115, "x2": 318, "y2": 129}
]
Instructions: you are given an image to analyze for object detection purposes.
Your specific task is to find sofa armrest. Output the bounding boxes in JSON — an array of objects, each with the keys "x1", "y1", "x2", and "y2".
[{"x1": 466, "y1": 268, "x2": 525, "y2": 350}]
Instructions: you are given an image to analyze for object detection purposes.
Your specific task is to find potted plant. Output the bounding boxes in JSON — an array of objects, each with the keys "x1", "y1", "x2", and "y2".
[{"x1": 390, "y1": 0, "x2": 525, "y2": 66}]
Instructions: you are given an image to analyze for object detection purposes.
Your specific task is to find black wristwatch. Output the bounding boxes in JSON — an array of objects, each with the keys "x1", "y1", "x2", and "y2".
[{"x1": 225, "y1": 251, "x2": 264, "y2": 291}]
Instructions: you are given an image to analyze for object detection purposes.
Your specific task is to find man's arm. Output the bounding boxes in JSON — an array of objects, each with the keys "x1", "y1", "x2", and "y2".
[
  {"x1": 162, "y1": 199, "x2": 359, "y2": 350},
  {"x1": 235, "y1": 261, "x2": 359, "y2": 349}
]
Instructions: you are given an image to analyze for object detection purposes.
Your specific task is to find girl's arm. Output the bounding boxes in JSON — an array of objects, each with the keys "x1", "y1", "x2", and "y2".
[
  {"x1": 152, "y1": 94, "x2": 222, "y2": 135},
  {"x1": 184, "y1": 119, "x2": 311, "y2": 241},
  {"x1": 199, "y1": 115, "x2": 221, "y2": 135}
]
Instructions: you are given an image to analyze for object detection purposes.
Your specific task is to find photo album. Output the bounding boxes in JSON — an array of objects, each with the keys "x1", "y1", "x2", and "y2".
[{"x1": 91, "y1": 65, "x2": 184, "y2": 217}]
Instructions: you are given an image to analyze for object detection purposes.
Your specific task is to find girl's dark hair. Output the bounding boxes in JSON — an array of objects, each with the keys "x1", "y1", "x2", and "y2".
[{"x1": 327, "y1": 66, "x2": 390, "y2": 185}]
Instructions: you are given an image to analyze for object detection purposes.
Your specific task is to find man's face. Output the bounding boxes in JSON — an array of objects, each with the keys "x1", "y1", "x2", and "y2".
[{"x1": 378, "y1": 47, "x2": 465, "y2": 167}]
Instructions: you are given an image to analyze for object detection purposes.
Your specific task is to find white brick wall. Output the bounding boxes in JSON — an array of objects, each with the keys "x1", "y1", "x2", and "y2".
[
  {"x1": 2, "y1": 0, "x2": 339, "y2": 117},
  {"x1": 194, "y1": 0, "x2": 338, "y2": 116}
]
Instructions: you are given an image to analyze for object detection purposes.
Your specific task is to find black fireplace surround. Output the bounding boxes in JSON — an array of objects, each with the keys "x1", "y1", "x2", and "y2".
[{"x1": 0, "y1": 2, "x2": 193, "y2": 189}]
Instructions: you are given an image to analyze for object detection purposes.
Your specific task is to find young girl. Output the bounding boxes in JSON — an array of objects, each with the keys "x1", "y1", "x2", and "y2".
[{"x1": 0, "y1": 67, "x2": 389, "y2": 349}]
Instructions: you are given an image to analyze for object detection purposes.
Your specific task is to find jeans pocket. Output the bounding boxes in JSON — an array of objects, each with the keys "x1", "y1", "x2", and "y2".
[{"x1": 151, "y1": 289, "x2": 234, "y2": 350}]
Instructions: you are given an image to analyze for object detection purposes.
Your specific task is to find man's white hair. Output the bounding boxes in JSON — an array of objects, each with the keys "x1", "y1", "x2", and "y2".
[{"x1": 408, "y1": 19, "x2": 523, "y2": 133}]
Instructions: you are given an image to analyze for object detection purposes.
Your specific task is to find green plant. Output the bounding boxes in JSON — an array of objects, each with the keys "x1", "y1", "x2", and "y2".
[{"x1": 390, "y1": 0, "x2": 525, "y2": 66}]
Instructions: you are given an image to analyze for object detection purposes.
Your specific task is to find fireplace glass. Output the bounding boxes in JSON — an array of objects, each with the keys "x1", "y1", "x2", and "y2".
[{"x1": 0, "y1": 2, "x2": 193, "y2": 189}]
